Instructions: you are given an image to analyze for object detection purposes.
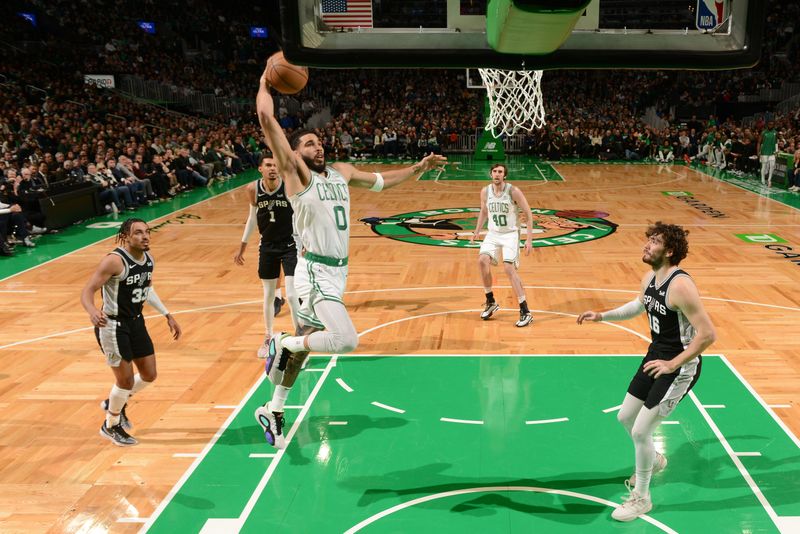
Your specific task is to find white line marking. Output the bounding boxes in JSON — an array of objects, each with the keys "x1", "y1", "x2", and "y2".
[
  {"x1": 141, "y1": 372, "x2": 267, "y2": 533},
  {"x1": 0, "y1": 289, "x2": 36, "y2": 293},
  {"x1": 686, "y1": 165, "x2": 800, "y2": 214},
  {"x1": 769, "y1": 404, "x2": 792, "y2": 409},
  {"x1": 248, "y1": 453, "x2": 277, "y2": 458},
  {"x1": 212, "y1": 405, "x2": 238, "y2": 409},
  {"x1": 283, "y1": 405, "x2": 304, "y2": 409},
  {"x1": 525, "y1": 417, "x2": 569, "y2": 425},
  {"x1": 371, "y1": 401, "x2": 405, "y2": 414},
  {"x1": 172, "y1": 453, "x2": 200, "y2": 458},
  {"x1": 734, "y1": 452, "x2": 762, "y2": 457},
  {"x1": 548, "y1": 163, "x2": 566, "y2": 182},
  {"x1": 5, "y1": 283, "x2": 798, "y2": 352},
  {"x1": 344, "y1": 486, "x2": 677, "y2": 534},
  {"x1": 198, "y1": 356, "x2": 338, "y2": 533},
  {"x1": 118, "y1": 517, "x2": 148, "y2": 523},
  {"x1": 689, "y1": 390, "x2": 782, "y2": 530},
  {"x1": 702, "y1": 404, "x2": 726, "y2": 409},
  {"x1": 440, "y1": 417, "x2": 483, "y2": 425},
  {"x1": 661, "y1": 421, "x2": 680, "y2": 425},
  {"x1": 328, "y1": 421, "x2": 348, "y2": 426},
  {"x1": 336, "y1": 378, "x2": 354, "y2": 392},
  {"x1": 305, "y1": 368, "x2": 325, "y2": 372},
  {"x1": 0, "y1": 182, "x2": 249, "y2": 284},
  {"x1": 603, "y1": 405, "x2": 623, "y2": 413},
  {"x1": 719, "y1": 354, "x2": 800, "y2": 449}
]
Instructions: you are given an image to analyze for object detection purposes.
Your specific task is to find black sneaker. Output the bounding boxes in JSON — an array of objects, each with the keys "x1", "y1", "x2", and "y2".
[
  {"x1": 100, "y1": 421, "x2": 138, "y2": 446},
  {"x1": 516, "y1": 310, "x2": 533, "y2": 327},
  {"x1": 480, "y1": 301, "x2": 499, "y2": 320},
  {"x1": 274, "y1": 297, "x2": 286, "y2": 317},
  {"x1": 100, "y1": 399, "x2": 132, "y2": 430}
]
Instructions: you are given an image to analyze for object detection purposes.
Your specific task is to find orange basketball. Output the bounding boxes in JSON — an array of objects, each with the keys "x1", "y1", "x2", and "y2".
[{"x1": 265, "y1": 51, "x2": 309, "y2": 94}]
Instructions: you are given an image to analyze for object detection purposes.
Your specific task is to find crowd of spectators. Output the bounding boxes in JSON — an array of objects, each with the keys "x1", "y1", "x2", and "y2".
[{"x1": 2, "y1": 0, "x2": 800, "y2": 257}]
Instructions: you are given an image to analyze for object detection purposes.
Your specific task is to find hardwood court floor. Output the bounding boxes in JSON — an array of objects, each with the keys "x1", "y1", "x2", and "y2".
[{"x1": 0, "y1": 161, "x2": 799, "y2": 532}]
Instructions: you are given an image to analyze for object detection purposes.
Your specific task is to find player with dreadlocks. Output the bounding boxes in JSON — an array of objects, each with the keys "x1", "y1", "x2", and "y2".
[{"x1": 81, "y1": 218, "x2": 182, "y2": 446}]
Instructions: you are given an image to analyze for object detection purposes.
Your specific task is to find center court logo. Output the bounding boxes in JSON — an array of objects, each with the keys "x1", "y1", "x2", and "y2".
[{"x1": 360, "y1": 208, "x2": 617, "y2": 248}]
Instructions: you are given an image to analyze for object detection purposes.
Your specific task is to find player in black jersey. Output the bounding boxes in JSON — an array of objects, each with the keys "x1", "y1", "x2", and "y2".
[
  {"x1": 234, "y1": 155, "x2": 299, "y2": 358},
  {"x1": 578, "y1": 222, "x2": 716, "y2": 522},
  {"x1": 81, "y1": 218, "x2": 182, "y2": 446}
]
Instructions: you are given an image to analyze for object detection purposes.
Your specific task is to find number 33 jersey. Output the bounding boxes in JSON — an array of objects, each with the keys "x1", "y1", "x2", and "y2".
[
  {"x1": 290, "y1": 166, "x2": 350, "y2": 259},
  {"x1": 102, "y1": 247, "x2": 154, "y2": 319}
]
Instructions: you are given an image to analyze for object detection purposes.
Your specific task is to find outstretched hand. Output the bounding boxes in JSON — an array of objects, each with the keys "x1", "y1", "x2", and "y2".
[
  {"x1": 418, "y1": 152, "x2": 448, "y2": 173},
  {"x1": 576, "y1": 311, "x2": 602, "y2": 324}
]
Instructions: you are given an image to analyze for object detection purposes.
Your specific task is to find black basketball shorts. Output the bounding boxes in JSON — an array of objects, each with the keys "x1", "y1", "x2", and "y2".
[
  {"x1": 259, "y1": 239, "x2": 298, "y2": 279},
  {"x1": 95, "y1": 314, "x2": 155, "y2": 367},
  {"x1": 627, "y1": 348, "x2": 702, "y2": 417}
]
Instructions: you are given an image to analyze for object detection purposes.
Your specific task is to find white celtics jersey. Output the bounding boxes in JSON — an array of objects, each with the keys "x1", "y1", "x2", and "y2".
[
  {"x1": 486, "y1": 183, "x2": 519, "y2": 233},
  {"x1": 289, "y1": 166, "x2": 350, "y2": 259}
]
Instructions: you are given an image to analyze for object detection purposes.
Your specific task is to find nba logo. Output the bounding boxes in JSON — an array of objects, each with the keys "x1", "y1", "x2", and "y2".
[{"x1": 696, "y1": 0, "x2": 728, "y2": 31}]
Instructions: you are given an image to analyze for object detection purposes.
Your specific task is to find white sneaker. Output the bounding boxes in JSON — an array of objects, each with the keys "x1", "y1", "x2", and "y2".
[
  {"x1": 254, "y1": 402, "x2": 286, "y2": 449},
  {"x1": 480, "y1": 301, "x2": 499, "y2": 320},
  {"x1": 611, "y1": 482, "x2": 652, "y2": 522},
  {"x1": 257, "y1": 336, "x2": 270, "y2": 359},
  {"x1": 265, "y1": 332, "x2": 292, "y2": 385},
  {"x1": 627, "y1": 452, "x2": 667, "y2": 486},
  {"x1": 22, "y1": 236, "x2": 36, "y2": 248},
  {"x1": 515, "y1": 311, "x2": 533, "y2": 327},
  {"x1": 30, "y1": 225, "x2": 47, "y2": 235}
]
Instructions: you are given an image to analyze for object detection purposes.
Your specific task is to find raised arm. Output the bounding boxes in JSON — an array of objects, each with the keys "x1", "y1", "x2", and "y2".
[
  {"x1": 80, "y1": 254, "x2": 124, "y2": 327},
  {"x1": 256, "y1": 69, "x2": 307, "y2": 195},
  {"x1": 333, "y1": 152, "x2": 447, "y2": 190}
]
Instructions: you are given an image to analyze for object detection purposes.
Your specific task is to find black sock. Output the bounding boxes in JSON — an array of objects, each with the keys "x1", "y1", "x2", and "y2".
[
  {"x1": 520, "y1": 300, "x2": 529, "y2": 313},
  {"x1": 485, "y1": 291, "x2": 495, "y2": 303}
]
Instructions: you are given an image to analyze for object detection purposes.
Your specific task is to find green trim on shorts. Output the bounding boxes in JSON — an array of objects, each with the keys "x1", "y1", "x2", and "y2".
[
  {"x1": 307, "y1": 261, "x2": 342, "y2": 302},
  {"x1": 297, "y1": 310, "x2": 325, "y2": 328},
  {"x1": 304, "y1": 251, "x2": 348, "y2": 267}
]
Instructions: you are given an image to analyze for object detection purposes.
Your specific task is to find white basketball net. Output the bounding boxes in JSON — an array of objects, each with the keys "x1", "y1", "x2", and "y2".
[{"x1": 478, "y1": 68, "x2": 545, "y2": 138}]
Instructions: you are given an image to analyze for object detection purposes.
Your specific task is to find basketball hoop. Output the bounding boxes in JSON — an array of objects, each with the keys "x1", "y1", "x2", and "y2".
[{"x1": 478, "y1": 68, "x2": 545, "y2": 138}]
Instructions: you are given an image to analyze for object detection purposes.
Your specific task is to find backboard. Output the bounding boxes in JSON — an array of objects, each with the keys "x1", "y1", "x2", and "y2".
[{"x1": 275, "y1": 0, "x2": 764, "y2": 70}]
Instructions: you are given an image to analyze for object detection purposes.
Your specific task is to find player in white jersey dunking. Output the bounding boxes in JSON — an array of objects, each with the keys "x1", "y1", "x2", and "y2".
[
  {"x1": 470, "y1": 163, "x2": 534, "y2": 327},
  {"x1": 577, "y1": 222, "x2": 716, "y2": 522},
  {"x1": 253, "y1": 64, "x2": 447, "y2": 448},
  {"x1": 234, "y1": 155, "x2": 300, "y2": 358},
  {"x1": 80, "y1": 218, "x2": 182, "y2": 446}
]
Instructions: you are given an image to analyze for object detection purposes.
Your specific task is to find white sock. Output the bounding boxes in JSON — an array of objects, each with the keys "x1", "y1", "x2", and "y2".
[
  {"x1": 270, "y1": 385, "x2": 291, "y2": 412},
  {"x1": 283, "y1": 335, "x2": 307, "y2": 353},
  {"x1": 285, "y1": 276, "x2": 300, "y2": 332},
  {"x1": 276, "y1": 287, "x2": 283, "y2": 299},
  {"x1": 517, "y1": 294, "x2": 526, "y2": 304},
  {"x1": 130, "y1": 374, "x2": 152, "y2": 396},
  {"x1": 106, "y1": 384, "x2": 131, "y2": 427}
]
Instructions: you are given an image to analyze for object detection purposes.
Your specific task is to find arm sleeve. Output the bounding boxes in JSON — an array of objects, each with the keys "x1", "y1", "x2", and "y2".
[
  {"x1": 146, "y1": 286, "x2": 170, "y2": 316},
  {"x1": 241, "y1": 204, "x2": 258, "y2": 243},
  {"x1": 601, "y1": 299, "x2": 646, "y2": 322}
]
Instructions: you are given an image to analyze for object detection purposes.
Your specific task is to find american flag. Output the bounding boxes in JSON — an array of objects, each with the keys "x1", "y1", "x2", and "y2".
[{"x1": 321, "y1": 0, "x2": 373, "y2": 28}]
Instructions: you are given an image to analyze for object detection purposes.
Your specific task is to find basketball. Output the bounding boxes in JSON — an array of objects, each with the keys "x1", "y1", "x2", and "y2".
[{"x1": 265, "y1": 51, "x2": 309, "y2": 95}]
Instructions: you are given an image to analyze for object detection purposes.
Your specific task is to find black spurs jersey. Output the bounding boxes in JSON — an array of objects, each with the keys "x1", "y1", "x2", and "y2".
[
  {"x1": 256, "y1": 178, "x2": 294, "y2": 244},
  {"x1": 643, "y1": 268, "x2": 695, "y2": 356},
  {"x1": 101, "y1": 247, "x2": 154, "y2": 319}
]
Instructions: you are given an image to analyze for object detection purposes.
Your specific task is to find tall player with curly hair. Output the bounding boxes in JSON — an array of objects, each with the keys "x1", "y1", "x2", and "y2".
[
  {"x1": 81, "y1": 218, "x2": 182, "y2": 446},
  {"x1": 577, "y1": 222, "x2": 716, "y2": 522}
]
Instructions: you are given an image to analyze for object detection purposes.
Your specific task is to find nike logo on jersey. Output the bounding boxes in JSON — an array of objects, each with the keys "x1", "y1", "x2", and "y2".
[{"x1": 658, "y1": 291, "x2": 665, "y2": 296}]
